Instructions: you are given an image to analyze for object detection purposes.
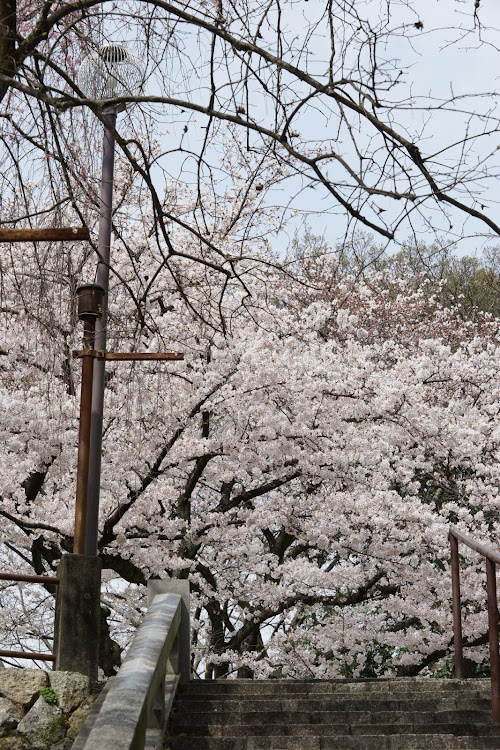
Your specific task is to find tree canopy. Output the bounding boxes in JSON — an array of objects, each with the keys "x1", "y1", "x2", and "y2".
[
  {"x1": 1, "y1": 0, "x2": 500, "y2": 679},
  {"x1": 1, "y1": 216, "x2": 499, "y2": 676}
]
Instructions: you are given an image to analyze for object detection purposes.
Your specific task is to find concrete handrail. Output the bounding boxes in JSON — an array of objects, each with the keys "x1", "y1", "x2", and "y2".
[{"x1": 75, "y1": 581, "x2": 190, "y2": 750}]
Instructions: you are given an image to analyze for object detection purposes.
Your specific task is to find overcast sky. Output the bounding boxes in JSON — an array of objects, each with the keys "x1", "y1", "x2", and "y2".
[
  {"x1": 107, "y1": 1, "x2": 500, "y2": 257},
  {"x1": 279, "y1": 0, "x2": 500, "y2": 255}
]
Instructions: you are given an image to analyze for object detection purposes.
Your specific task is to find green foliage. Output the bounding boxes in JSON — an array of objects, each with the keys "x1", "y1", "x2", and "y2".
[
  {"x1": 431, "y1": 658, "x2": 490, "y2": 679},
  {"x1": 382, "y1": 241, "x2": 500, "y2": 319},
  {"x1": 431, "y1": 659, "x2": 455, "y2": 679},
  {"x1": 291, "y1": 229, "x2": 500, "y2": 320},
  {"x1": 42, "y1": 714, "x2": 67, "y2": 744},
  {"x1": 40, "y1": 686, "x2": 58, "y2": 704},
  {"x1": 290, "y1": 228, "x2": 385, "y2": 279},
  {"x1": 469, "y1": 661, "x2": 491, "y2": 678},
  {"x1": 359, "y1": 645, "x2": 406, "y2": 678}
]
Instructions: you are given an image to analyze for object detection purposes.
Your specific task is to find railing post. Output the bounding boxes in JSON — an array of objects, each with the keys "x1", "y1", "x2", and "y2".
[
  {"x1": 449, "y1": 531, "x2": 464, "y2": 678},
  {"x1": 147, "y1": 579, "x2": 190, "y2": 684},
  {"x1": 486, "y1": 558, "x2": 500, "y2": 723}
]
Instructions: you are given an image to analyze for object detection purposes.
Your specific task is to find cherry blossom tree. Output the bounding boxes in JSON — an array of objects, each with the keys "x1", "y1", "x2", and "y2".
[
  {"x1": 1, "y1": 194, "x2": 499, "y2": 677},
  {"x1": 2, "y1": 0, "x2": 500, "y2": 678}
]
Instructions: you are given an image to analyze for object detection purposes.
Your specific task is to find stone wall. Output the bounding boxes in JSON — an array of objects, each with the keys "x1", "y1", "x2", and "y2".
[{"x1": 0, "y1": 667, "x2": 101, "y2": 749}]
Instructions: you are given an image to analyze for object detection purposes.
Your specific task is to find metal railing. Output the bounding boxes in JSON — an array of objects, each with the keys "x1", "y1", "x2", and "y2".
[
  {"x1": 449, "y1": 526, "x2": 500, "y2": 722},
  {"x1": 74, "y1": 581, "x2": 190, "y2": 750},
  {"x1": 0, "y1": 571, "x2": 59, "y2": 663}
]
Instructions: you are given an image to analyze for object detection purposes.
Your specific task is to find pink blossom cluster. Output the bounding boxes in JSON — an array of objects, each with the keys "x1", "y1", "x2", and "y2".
[{"x1": 0, "y1": 216, "x2": 498, "y2": 677}]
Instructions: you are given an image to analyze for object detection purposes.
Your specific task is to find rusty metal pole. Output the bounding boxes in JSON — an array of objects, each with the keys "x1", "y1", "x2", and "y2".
[
  {"x1": 450, "y1": 531, "x2": 464, "y2": 678},
  {"x1": 486, "y1": 558, "x2": 500, "y2": 722},
  {"x1": 73, "y1": 320, "x2": 94, "y2": 554},
  {"x1": 73, "y1": 285, "x2": 104, "y2": 555}
]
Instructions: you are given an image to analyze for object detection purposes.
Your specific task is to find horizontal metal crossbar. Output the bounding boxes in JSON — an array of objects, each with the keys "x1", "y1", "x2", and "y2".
[
  {"x1": 0, "y1": 572, "x2": 59, "y2": 585},
  {"x1": 449, "y1": 526, "x2": 500, "y2": 565},
  {"x1": 72, "y1": 350, "x2": 184, "y2": 361},
  {"x1": 0, "y1": 649, "x2": 55, "y2": 662},
  {"x1": 0, "y1": 227, "x2": 90, "y2": 242}
]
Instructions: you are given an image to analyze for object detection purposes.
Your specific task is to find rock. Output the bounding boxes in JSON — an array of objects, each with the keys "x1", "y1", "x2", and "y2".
[
  {"x1": 49, "y1": 671, "x2": 90, "y2": 714},
  {"x1": 0, "y1": 668, "x2": 48, "y2": 709},
  {"x1": 50, "y1": 740, "x2": 73, "y2": 750},
  {"x1": 66, "y1": 693, "x2": 98, "y2": 740},
  {"x1": 0, "y1": 737, "x2": 28, "y2": 749},
  {"x1": 0, "y1": 696, "x2": 20, "y2": 735},
  {"x1": 17, "y1": 696, "x2": 67, "y2": 749}
]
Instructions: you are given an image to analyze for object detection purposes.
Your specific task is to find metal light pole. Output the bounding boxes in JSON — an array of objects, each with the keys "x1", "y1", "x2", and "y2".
[
  {"x1": 86, "y1": 110, "x2": 115, "y2": 556},
  {"x1": 77, "y1": 45, "x2": 144, "y2": 555}
]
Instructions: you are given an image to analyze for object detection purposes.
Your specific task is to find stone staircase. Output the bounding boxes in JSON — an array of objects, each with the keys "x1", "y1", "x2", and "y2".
[{"x1": 167, "y1": 678, "x2": 500, "y2": 750}]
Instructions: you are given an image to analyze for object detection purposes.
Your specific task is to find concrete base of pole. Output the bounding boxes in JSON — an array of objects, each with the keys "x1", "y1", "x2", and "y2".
[
  {"x1": 54, "y1": 554, "x2": 101, "y2": 683},
  {"x1": 147, "y1": 579, "x2": 190, "y2": 683}
]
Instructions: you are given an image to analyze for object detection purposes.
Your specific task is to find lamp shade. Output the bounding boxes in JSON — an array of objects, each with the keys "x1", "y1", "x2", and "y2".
[{"x1": 77, "y1": 44, "x2": 144, "y2": 111}]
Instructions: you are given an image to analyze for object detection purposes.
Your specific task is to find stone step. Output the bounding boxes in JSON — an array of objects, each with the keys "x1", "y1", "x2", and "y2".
[
  {"x1": 171, "y1": 722, "x2": 500, "y2": 737},
  {"x1": 179, "y1": 691, "x2": 491, "y2": 705},
  {"x1": 173, "y1": 709, "x2": 493, "y2": 729},
  {"x1": 168, "y1": 679, "x2": 497, "y2": 750},
  {"x1": 179, "y1": 679, "x2": 491, "y2": 696},
  {"x1": 178, "y1": 690, "x2": 491, "y2": 704},
  {"x1": 456, "y1": 739, "x2": 500, "y2": 749},
  {"x1": 173, "y1": 698, "x2": 492, "y2": 717},
  {"x1": 178, "y1": 693, "x2": 491, "y2": 707},
  {"x1": 168, "y1": 734, "x2": 498, "y2": 750}
]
